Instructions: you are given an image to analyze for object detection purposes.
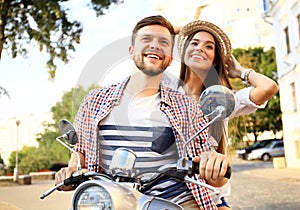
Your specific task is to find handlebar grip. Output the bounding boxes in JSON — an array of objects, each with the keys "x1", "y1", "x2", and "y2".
[
  {"x1": 224, "y1": 166, "x2": 231, "y2": 179},
  {"x1": 191, "y1": 162, "x2": 231, "y2": 179}
]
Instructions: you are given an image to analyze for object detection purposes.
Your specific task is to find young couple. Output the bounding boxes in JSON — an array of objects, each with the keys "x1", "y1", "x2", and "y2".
[{"x1": 55, "y1": 15, "x2": 278, "y2": 209}]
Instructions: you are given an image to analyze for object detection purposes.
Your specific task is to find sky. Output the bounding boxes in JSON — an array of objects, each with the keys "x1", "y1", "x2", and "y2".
[{"x1": 0, "y1": 1, "x2": 171, "y2": 120}]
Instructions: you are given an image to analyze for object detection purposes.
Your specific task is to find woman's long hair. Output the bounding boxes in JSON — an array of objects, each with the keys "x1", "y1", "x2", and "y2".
[{"x1": 179, "y1": 31, "x2": 232, "y2": 154}]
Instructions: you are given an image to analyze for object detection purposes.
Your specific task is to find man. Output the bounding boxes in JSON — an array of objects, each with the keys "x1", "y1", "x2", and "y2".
[{"x1": 55, "y1": 15, "x2": 230, "y2": 210}]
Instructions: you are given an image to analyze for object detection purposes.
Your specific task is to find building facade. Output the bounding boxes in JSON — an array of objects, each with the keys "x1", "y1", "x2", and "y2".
[{"x1": 262, "y1": 0, "x2": 300, "y2": 168}]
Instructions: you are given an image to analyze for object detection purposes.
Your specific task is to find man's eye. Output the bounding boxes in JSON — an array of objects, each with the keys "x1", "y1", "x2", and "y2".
[
  {"x1": 142, "y1": 37, "x2": 150, "y2": 41},
  {"x1": 161, "y1": 40, "x2": 169, "y2": 45}
]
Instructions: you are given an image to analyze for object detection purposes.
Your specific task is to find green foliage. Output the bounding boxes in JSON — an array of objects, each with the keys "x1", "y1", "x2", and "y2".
[
  {"x1": 0, "y1": 1, "x2": 81, "y2": 78},
  {"x1": 19, "y1": 148, "x2": 51, "y2": 174},
  {"x1": 229, "y1": 47, "x2": 282, "y2": 146},
  {"x1": 0, "y1": 0, "x2": 123, "y2": 78},
  {"x1": 7, "y1": 146, "x2": 36, "y2": 173},
  {"x1": 88, "y1": 0, "x2": 124, "y2": 16}
]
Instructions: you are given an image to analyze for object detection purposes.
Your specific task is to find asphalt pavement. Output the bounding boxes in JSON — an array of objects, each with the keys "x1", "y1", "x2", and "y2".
[
  {"x1": 0, "y1": 157, "x2": 299, "y2": 210},
  {"x1": 227, "y1": 157, "x2": 300, "y2": 210}
]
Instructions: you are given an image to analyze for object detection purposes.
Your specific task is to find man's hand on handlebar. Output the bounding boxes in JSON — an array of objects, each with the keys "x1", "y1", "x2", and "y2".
[
  {"x1": 194, "y1": 150, "x2": 230, "y2": 187},
  {"x1": 55, "y1": 166, "x2": 77, "y2": 191}
]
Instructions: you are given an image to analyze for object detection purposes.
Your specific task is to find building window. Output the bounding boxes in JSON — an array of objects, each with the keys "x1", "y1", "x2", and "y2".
[
  {"x1": 284, "y1": 26, "x2": 290, "y2": 53},
  {"x1": 295, "y1": 140, "x2": 300, "y2": 159},
  {"x1": 291, "y1": 82, "x2": 297, "y2": 112}
]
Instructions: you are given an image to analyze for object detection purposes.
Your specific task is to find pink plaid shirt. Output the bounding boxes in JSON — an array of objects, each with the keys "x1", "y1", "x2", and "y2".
[{"x1": 73, "y1": 77, "x2": 217, "y2": 209}]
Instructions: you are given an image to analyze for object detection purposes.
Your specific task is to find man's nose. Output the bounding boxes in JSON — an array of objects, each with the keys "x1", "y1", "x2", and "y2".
[{"x1": 150, "y1": 40, "x2": 160, "y2": 50}]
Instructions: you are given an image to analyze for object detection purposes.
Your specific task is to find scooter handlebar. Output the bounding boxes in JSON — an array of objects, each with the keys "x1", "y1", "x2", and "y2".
[
  {"x1": 191, "y1": 161, "x2": 231, "y2": 179},
  {"x1": 40, "y1": 182, "x2": 64, "y2": 199}
]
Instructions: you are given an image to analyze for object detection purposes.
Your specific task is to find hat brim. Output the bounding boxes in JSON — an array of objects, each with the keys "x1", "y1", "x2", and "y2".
[{"x1": 178, "y1": 20, "x2": 232, "y2": 62}]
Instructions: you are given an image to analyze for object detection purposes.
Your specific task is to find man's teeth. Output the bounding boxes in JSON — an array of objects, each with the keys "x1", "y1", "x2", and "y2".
[{"x1": 146, "y1": 54, "x2": 159, "y2": 59}]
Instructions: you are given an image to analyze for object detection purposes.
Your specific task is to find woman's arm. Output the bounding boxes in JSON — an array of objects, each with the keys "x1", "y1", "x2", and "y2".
[{"x1": 227, "y1": 55, "x2": 279, "y2": 105}]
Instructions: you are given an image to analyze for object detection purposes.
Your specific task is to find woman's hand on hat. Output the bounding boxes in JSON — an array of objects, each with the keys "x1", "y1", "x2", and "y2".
[
  {"x1": 226, "y1": 55, "x2": 243, "y2": 79},
  {"x1": 174, "y1": 25, "x2": 183, "y2": 34}
]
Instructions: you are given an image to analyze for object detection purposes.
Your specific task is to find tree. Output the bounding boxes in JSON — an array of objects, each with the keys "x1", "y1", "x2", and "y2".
[
  {"x1": 7, "y1": 145, "x2": 34, "y2": 173},
  {"x1": 0, "y1": 0, "x2": 123, "y2": 78},
  {"x1": 229, "y1": 47, "x2": 282, "y2": 146}
]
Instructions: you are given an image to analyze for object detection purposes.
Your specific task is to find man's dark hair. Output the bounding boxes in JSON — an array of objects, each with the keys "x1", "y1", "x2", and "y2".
[{"x1": 131, "y1": 15, "x2": 175, "y2": 47}]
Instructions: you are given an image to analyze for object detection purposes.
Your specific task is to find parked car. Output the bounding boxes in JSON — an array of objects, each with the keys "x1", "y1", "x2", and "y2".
[
  {"x1": 247, "y1": 139, "x2": 284, "y2": 161},
  {"x1": 236, "y1": 139, "x2": 279, "y2": 159}
]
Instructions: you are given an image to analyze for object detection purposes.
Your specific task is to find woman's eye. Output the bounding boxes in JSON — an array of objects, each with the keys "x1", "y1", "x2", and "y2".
[
  {"x1": 190, "y1": 41, "x2": 198, "y2": 46},
  {"x1": 206, "y1": 45, "x2": 213, "y2": 49}
]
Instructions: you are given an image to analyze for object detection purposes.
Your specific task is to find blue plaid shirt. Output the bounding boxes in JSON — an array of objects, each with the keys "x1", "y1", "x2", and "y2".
[{"x1": 74, "y1": 77, "x2": 217, "y2": 209}]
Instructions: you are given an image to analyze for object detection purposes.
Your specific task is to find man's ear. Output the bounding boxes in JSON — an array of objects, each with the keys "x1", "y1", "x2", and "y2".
[
  {"x1": 129, "y1": 46, "x2": 134, "y2": 59},
  {"x1": 167, "y1": 56, "x2": 173, "y2": 66}
]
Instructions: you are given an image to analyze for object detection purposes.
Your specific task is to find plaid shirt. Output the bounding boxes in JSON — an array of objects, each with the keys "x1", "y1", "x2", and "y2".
[{"x1": 73, "y1": 77, "x2": 217, "y2": 209}]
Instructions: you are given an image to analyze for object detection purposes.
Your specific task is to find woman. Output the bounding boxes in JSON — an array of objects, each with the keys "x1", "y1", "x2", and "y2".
[{"x1": 176, "y1": 20, "x2": 279, "y2": 209}]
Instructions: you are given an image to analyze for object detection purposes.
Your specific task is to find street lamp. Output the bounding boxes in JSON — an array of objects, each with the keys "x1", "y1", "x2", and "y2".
[{"x1": 13, "y1": 120, "x2": 20, "y2": 182}]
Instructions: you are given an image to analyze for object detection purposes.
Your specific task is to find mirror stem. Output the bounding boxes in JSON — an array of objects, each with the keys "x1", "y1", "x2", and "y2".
[
  {"x1": 179, "y1": 106, "x2": 224, "y2": 169},
  {"x1": 56, "y1": 137, "x2": 81, "y2": 172}
]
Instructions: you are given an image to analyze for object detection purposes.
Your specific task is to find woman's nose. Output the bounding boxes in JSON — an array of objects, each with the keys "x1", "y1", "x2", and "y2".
[{"x1": 196, "y1": 44, "x2": 204, "y2": 52}]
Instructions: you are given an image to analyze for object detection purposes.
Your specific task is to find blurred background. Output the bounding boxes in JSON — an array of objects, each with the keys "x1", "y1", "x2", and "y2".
[{"x1": 0, "y1": 0, "x2": 299, "y2": 183}]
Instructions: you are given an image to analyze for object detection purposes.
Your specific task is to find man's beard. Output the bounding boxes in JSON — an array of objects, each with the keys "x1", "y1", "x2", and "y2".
[{"x1": 134, "y1": 56, "x2": 168, "y2": 76}]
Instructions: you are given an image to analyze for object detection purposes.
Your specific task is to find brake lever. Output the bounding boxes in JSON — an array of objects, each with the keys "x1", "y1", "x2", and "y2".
[
  {"x1": 184, "y1": 176, "x2": 220, "y2": 195},
  {"x1": 40, "y1": 171, "x2": 99, "y2": 199},
  {"x1": 40, "y1": 182, "x2": 65, "y2": 199},
  {"x1": 161, "y1": 168, "x2": 220, "y2": 195}
]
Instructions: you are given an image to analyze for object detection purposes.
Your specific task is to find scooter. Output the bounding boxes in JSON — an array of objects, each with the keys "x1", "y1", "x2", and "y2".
[{"x1": 40, "y1": 85, "x2": 235, "y2": 210}]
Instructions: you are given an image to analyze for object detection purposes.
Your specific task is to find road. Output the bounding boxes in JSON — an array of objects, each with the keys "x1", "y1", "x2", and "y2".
[
  {"x1": 0, "y1": 158, "x2": 299, "y2": 210},
  {"x1": 0, "y1": 180, "x2": 73, "y2": 210},
  {"x1": 227, "y1": 158, "x2": 300, "y2": 210}
]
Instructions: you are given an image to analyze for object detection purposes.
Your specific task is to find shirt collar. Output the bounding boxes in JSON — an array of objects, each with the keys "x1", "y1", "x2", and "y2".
[{"x1": 110, "y1": 76, "x2": 174, "y2": 108}]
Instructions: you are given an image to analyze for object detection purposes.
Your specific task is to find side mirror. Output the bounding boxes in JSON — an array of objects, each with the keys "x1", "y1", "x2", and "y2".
[
  {"x1": 58, "y1": 119, "x2": 78, "y2": 146},
  {"x1": 199, "y1": 85, "x2": 235, "y2": 120}
]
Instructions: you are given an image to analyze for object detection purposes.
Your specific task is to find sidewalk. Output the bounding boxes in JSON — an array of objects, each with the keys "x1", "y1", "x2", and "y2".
[{"x1": 243, "y1": 167, "x2": 300, "y2": 182}]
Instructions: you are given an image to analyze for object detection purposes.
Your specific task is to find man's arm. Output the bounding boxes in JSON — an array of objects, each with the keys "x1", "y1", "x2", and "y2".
[{"x1": 54, "y1": 152, "x2": 85, "y2": 191}]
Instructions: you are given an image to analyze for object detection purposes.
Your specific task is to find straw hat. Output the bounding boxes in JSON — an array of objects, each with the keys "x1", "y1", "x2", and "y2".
[{"x1": 177, "y1": 20, "x2": 232, "y2": 62}]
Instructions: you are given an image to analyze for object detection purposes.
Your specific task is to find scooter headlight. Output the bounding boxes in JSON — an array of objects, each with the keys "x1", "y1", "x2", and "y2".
[{"x1": 73, "y1": 184, "x2": 113, "y2": 210}]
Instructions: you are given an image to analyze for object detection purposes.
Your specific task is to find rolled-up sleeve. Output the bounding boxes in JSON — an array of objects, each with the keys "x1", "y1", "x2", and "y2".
[{"x1": 229, "y1": 87, "x2": 267, "y2": 119}]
